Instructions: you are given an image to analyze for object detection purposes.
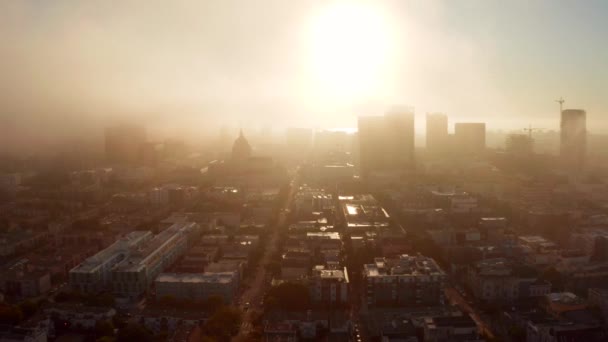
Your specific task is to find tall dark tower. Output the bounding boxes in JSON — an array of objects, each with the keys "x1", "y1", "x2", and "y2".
[
  {"x1": 357, "y1": 107, "x2": 415, "y2": 179},
  {"x1": 560, "y1": 109, "x2": 586, "y2": 173},
  {"x1": 231, "y1": 130, "x2": 252, "y2": 162}
]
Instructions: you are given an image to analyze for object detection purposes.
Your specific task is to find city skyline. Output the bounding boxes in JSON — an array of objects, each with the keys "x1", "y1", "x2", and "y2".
[
  {"x1": 1, "y1": 0, "x2": 607, "y2": 150},
  {"x1": 2, "y1": 2, "x2": 608, "y2": 340}
]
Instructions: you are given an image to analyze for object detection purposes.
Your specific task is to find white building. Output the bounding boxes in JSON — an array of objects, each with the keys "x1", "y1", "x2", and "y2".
[
  {"x1": 111, "y1": 222, "x2": 201, "y2": 299},
  {"x1": 69, "y1": 231, "x2": 152, "y2": 294},
  {"x1": 69, "y1": 222, "x2": 200, "y2": 298}
]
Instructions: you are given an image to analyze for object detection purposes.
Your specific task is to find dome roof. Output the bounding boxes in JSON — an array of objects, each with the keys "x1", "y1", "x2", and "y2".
[{"x1": 232, "y1": 130, "x2": 252, "y2": 161}]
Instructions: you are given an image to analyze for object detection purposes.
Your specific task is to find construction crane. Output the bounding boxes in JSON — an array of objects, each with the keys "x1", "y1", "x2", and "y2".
[
  {"x1": 556, "y1": 97, "x2": 565, "y2": 113},
  {"x1": 523, "y1": 125, "x2": 543, "y2": 139}
]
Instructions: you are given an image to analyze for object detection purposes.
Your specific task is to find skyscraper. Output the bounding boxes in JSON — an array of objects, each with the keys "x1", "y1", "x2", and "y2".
[
  {"x1": 104, "y1": 124, "x2": 146, "y2": 164},
  {"x1": 358, "y1": 108, "x2": 415, "y2": 178},
  {"x1": 560, "y1": 109, "x2": 586, "y2": 173},
  {"x1": 454, "y1": 123, "x2": 486, "y2": 155},
  {"x1": 426, "y1": 113, "x2": 448, "y2": 154}
]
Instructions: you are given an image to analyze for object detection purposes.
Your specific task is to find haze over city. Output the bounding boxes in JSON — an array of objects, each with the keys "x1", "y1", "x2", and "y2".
[
  {"x1": 2, "y1": 0, "x2": 607, "y2": 154},
  {"x1": 1, "y1": 1, "x2": 608, "y2": 342}
]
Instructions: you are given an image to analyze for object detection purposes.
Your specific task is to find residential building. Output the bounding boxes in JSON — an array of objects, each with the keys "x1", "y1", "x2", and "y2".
[
  {"x1": 111, "y1": 222, "x2": 201, "y2": 299},
  {"x1": 69, "y1": 231, "x2": 152, "y2": 294},
  {"x1": 588, "y1": 288, "x2": 608, "y2": 324},
  {"x1": 422, "y1": 315, "x2": 480, "y2": 342},
  {"x1": 1, "y1": 270, "x2": 51, "y2": 298},
  {"x1": 340, "y1": 194, "x2": 390, "y2": 232},
  {"x1": 466, "y1": 258, "x2": 551, "y2": 303},
  {"x1": 155, "y1": 271, "x2": 239, "y2": 303},
  {"x1": 363, "y1": 254, "x2": 447, "y2": 307},
  {"x1": 309, "y1": 266, "x2": 349, "y2": 304},
  {"x1": 44, "y1": 304, "x2": 116, "y2": 329}
]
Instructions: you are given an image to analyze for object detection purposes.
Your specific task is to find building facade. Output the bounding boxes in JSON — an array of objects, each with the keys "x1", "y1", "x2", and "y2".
[
  {"x1": 560, "y1": 109, "x2": 586, "y2": 173},
  {"x1": 309, "y1": 267, "x2": 349, "y2": 304},
  {"x1": 363, "y1": 255, "x2": 446, "y2": 307},
  {"x1": 358, "y1": 108, "x2": 415, "y2": 178},
  {"x1": 155, "y1": 271, "x2": 238, "y2": 303}
]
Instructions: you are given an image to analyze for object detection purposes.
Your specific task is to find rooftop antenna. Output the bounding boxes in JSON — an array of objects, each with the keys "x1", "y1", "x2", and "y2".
[{"x1": 556, "y1": 97, "x2": 565, "y2": 113}]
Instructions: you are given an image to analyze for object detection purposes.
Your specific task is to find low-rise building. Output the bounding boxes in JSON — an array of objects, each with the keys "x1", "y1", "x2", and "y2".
[
  {"x1": 518, "y1": 235, "x2": 560, "y2": 267},
  {"x1": 363, "y1": 254, "x2": 447, "y2": 307},
  {"x1": 422, "y1": 315, "x2": 480, "y2": 342},
  {"x1": 0, "y1": 323, "x2": 47, "y2": 342},
  {"x1": 543, "y1": 292, "x2": 588, "y2": 318},
  {"x1": 1, "y1": 270, "x2": 51, "y2": 298},
  {"x1": 339, "y1": 195, "x2": 390, "y2": 232},
  {"x1": 526, "y1": 318, "x2": 605, "y2": 342},
  {"x1": 44, "y1": 304, "x2": 116, "y2": 330},
  {"x1": 466, "y1": 258, "x2": 550, "y2": 303},
  {"x1": 69, "y1": 231, "x2": 152, "y2": 294},
  {"x1": 588, "y1": 288, "x2": 608, "y2": 325},
  {"x1": 0, "y1": 230, "x2": 48, "y2": 258},
  {"x1": 309, "y1": 266, "x2": 349, "y2": 304},
  {"x1": 155, "y1": 271, "x2": 238, "y2": 303},
  {"x1": 111, "y1": 222, "x2": 201, "y2": 299}
]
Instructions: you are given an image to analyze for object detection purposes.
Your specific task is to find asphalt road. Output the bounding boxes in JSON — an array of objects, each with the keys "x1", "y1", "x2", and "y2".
[
  {"x1": 233, "y1": 176, "x2": 299, "y2": 341},
  {"x1": 444, "y1": 286, "x2": 495, "y2": 340}
]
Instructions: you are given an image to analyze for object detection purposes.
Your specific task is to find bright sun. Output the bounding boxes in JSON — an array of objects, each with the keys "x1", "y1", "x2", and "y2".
[{"x1": 307, "y1": 2, "x2": 393, "y2": 101}]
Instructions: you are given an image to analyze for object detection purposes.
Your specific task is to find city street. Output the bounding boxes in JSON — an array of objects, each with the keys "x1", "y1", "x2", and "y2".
[
  {"x1": 444, "y1": 286, "x2": 495, "y2": 340},
  {"x1": 233, "y1": 176, "x2": 299, "y2": 340}
]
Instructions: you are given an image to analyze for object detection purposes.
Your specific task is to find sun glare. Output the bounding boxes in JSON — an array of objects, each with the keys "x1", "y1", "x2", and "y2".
[{"x1": 307, "y1": 2, "x2": 393, "y2": 101}]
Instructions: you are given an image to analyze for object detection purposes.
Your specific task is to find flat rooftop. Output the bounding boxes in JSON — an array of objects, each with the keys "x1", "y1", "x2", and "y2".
[
  {"x1": 156, "y1": 272, "x2": 236, "y2": 284},
  {"x1": 364, "y1": 254, "x2": 446, "y2": 278}
]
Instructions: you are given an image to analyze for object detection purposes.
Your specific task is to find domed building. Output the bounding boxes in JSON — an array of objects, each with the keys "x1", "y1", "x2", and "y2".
[
  {"x1": 203, "y1": 130, "x2": 288, "y2": 187},
  {"x1": 232, "y1": 130, "x2": 252, "y2": 161}
]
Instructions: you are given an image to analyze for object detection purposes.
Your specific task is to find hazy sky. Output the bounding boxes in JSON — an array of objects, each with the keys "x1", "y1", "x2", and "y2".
[{"x1": 1, "y1": 0, "x2": 607, "y2": 149}]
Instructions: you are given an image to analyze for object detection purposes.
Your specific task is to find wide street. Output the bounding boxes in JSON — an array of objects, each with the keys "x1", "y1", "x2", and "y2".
[
  {"x1": 233, "y1": 174, "x2": 299, "y2": 341},
  {"x1": 444, "y1": 286, "x2": 495, "y2": 340}
]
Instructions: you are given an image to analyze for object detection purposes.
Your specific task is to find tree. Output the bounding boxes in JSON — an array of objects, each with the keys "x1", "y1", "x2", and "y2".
[
  {"x1": 116, "y1": 323, "x2": 153, "y2": 342},
  {"x1": 203, "y1": 307, "x2": 242, "y2": 340}
]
